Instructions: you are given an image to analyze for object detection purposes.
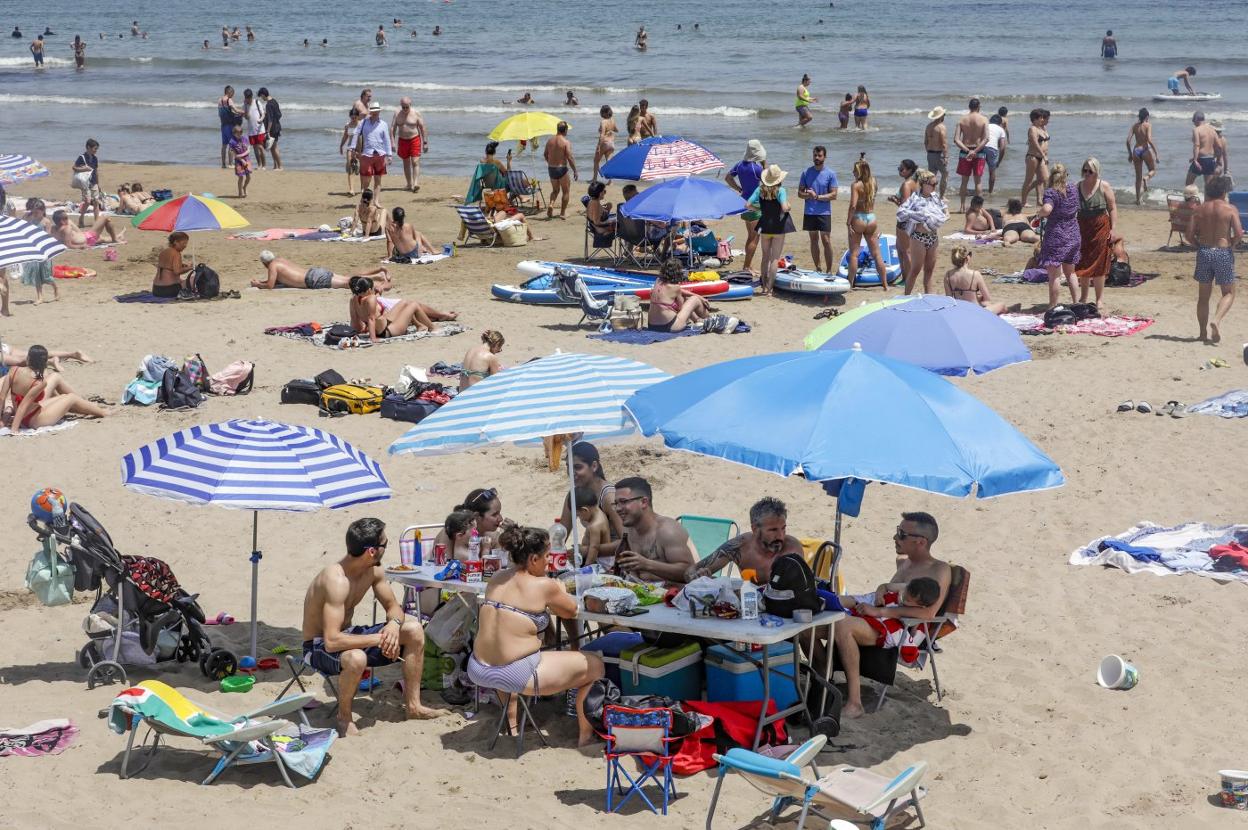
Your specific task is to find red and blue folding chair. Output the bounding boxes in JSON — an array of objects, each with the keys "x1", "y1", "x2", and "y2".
[{"x1": 603, "y1": 704, "x2": 679, "y2": 815}]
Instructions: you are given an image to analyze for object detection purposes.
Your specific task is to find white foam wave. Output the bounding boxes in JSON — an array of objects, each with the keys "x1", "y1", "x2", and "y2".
[
  {"x1": 328, "y1": 80, "x2": 639, "y2": 95},
  {"x1": 0, "y1": 56, "x2": 72, "y2": 67},
  {"x1": 0, "y1": 93, "x2": 340, "y2": 112},
  {"x1": 650, "y1": 105, "x2": 756, "y2": 118}
]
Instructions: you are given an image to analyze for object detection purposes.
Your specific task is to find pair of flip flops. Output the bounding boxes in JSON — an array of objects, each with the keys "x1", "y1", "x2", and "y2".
[
  {"x1": 1158, "y1": 400, "x2": 1189, "y2": 418},
  {"x1": 1116, "y1": 400, "x2": 1153, "y2": 414}
]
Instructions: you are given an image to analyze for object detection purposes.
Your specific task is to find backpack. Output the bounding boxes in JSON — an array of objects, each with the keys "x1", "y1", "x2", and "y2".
[
  {"x1": 1043, "y1": 305, "x2": 1078, "y2": 328},
  {"x1": 761, "y1": 552, "x2": 821, "y2": 618},
  {"x1": 159, "y1": 368, "x2": 204, "y2": 410},
  {"x1": 188, "y1": 264, "x2": 220, "y2": 299},
  {"x1": 1108, "y1": 258, "x2": 1132, "y2": 287},
  {"x1": 181, "y1": 354, "x2": 210, "y2": 392},
  {"x1": 141, "y1": 354, "x2": 177, "y2": 384},
  {"x1": 323, "y1": 324, "x2": 356, "y2": 346},
  {"x1": 208, "y1": 360, "x2": 254, "y2": 395},
  {"x1": 319, "y1": 383, "x2": 384, "y2": 416}
]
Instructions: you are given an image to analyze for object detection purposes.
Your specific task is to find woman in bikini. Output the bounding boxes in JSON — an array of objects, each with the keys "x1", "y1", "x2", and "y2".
[
  {"x1": 896, "y1": 168, "x2": 949, "y2": 294},
  {"x1": 115, "y1": 184, "x2": 144, "y2": 216},
  {"x1": 466, "y1": 525, "x2": 604, "y2": 745},
  {"x1": 351, "y1": 189, "x2": 383, "y2": 237},
  {"x1": 625, "y1": 105, "x2": 641, "y2": 146},
  {"x1": 558, "y1": 441, "x2": 624, "y2": 543},
  {"x1": 853, "y1": 85, "x2": 871, "y2": 130},
  {"x1": 1019, "y1": 108, "x2": 1050, "y2": 209},
  {"x1": 1126, "y1": 108, "x2": 1159, "y2": 205},
  {"x1": 998, "y1": 198, "x2": 1040, "y2": 245},
  {"x1": 647, "y1": 259, "x2": 710, "y2": 332},
  {"x1": 0, "y1": 345, "x2": 109, "y2": 430},
  {"x1": 460, "y1": 329, "x2": 504, "y2": 390},
  {"x1": 888, "y1": 158, "x2": 919, "y2": 285},
  {"x1": 943, "y1": 245, "x2": 1007, "y2": 314},
  {"x1": 385, "y1": 206, "x2": 436, "y2": 261},
  {"x1": 153, "y1": 231, "x2": 194, "y2": 298},
  {"x1": 593, "y1": 105, "x2": 617, "y2": 181},
  {"x1": 846, "y1": 154, "x2": 888, "y2": 290},
  {"x1": 348, "y1": 275, "x2": 450, "y2": 339}
]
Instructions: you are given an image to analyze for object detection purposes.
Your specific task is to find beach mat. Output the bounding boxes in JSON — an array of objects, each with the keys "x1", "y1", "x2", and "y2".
[
  {"x1": 383, "y1": 253, "x2": 451, "y2": 265},
  {"x1": 1070, "y1": 521, "x2": 1248, "y2": 584},
  {"x1": 993, "y1": 269, "x2": 1158, "y2": 288},
  {"x1": 1002, "y1": 313, "x2": 1153, "y2": 337},
  {"x1": 229, "y1": 228, "x2": 316, "y2": 241},
  {"x1": 1186, "y1": 389, "x2": 1248, "y2": 419},
  {"x1": 0, "y1": 719, "x2": 79, "y2": 757},
  {"x1": 266, "y1": 321, "x2": 468, "y2": 347},
  {"x1": 115, "y1": 290, "x2": 241, "y2": 304},
  {"x1": 0, "y1": 421, "x2": 77, "y2": 438},
  {"x1": 588, "y1": 322, "x2": 750, "y2": 344}
]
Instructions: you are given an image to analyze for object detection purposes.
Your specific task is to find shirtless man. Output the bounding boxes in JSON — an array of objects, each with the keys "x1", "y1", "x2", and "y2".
[
  {"x1": 29, "y1": 34, "x2": 44, "y2": 67},
  {"x1": 301, "y1": 518, "x2": 444, "y2": 736},
  {"x1": 251, "y1": 250, "x2": 392, "y2": 290},
  {"x1": 637, "y1": 99, "x2": 659, "y2": 139},
  {"x1": 962, "y1": 195, "x2": 996, "y2": 235},
  {"x1": 375, "y1": 25, "x2": 387, "y2": 46},
  {"x1": 390, "y1": 97, "x2": 427, "y2": 192},
  {"x1": 833, "y1": 511, "x2": 952, "y2": 718},
  {"x1": 954, "y1": 98, "x2": 989, "y2": 213},
  {"x1": 924, "y1": 106, "x2": 948, "y2": 200},
  {"x1": 543, "y1": 121, "x2": 577, "y2": 220},
  {"x1": 1167, "y1": 65, "x2": 1197, "y2": 96},
  {"x1": 351, "y1": 87, "x2": 373, "y2": 120},
  {"x1": 604, "y1": 477, "x2": 695, "y2": 585},
  {"x1": 384, "y1": 206, "x2": 437, "y2": 260},
  {"x1": 1212, "y1": 120, "x2": 1230, "y2": 178},
  {"x1": 686, "y1": 497, "x2": 803, "y2": 583},
  {"x1": 50, "y1": 209, "x2": 124, "y2": 248},
  {"x1": 1187, "y1": 175, "x2": 1242, "y2": 344},
  {"x1": 1186, "y1": 111, "x2": 1219, "y2": 189}
]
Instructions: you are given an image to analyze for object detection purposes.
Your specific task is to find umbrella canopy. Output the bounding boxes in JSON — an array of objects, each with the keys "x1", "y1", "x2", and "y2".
[
  {"x1": 624, "y1": 348, "x2": 1064, "y2": 499},
  {"x1": 600, "y1": 136, "x2": 724, "y2": 181},
  {"x1": 488, "y1": 111, "x2": 565, "y2": 142},
  {"x1": 122, "y1": 418, "x2": 392, "y2": 657},
  {"x1": 814, "y1": 295, "x2": 1031, "y2": 376},
  {"x1": 804, "y1": 296, "x2": 917, "y2": 350},
  {"x1": 0, "y1": 216, "x2": 66, "y2": 269},
  {"x1": 131, "y1": 193, "x2": 248, "y2": 232},
  {"x1": 0, "y1": 153, "x2": 49, "y2": 185},
  {"x1": 389, "y1": 352, "x2": 670, "y2": 456},
  {"x1": 620, "y1": 177, "x2": 746, "y2": 223}
]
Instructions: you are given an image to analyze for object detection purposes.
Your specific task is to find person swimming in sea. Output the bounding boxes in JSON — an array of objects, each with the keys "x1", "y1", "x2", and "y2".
[{"x1": 1101, "y1": 30, "x2": 1117, "y2": 58}]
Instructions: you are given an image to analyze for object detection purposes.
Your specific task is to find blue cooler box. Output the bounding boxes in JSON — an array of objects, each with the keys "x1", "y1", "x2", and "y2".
[
  {"x1": 582, "y1": 631, "x2": 645, "y2": 688},
  {"x1": 619, "y1": 641, "x2": 703, "y2": 701},
  {"x1": 705, "y1": 643, "x2": 800, "y2": 709}
]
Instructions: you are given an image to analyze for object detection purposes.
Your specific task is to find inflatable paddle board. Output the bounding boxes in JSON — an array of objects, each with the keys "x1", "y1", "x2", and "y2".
[
  {"x1": 835, "y1": 234, "x2": 904, "y2": 286},
  {"x1": 493, "y1": 270, "x2": 747, "y2": 305},
  {"x1": 1152, "y1": 92, "x2": 1221, "y2": 103},
  {"x1": 773, "y1": 268, "x2": 851, "y2": 295},
  {"x1": 509, "y1": 260, "x2": 753, "y2": 301}
]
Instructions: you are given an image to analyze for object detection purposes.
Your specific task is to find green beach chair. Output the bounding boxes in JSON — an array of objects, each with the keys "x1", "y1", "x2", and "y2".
[{"x1": 678, "y1": 515, "x2": 740, "y2": 570}]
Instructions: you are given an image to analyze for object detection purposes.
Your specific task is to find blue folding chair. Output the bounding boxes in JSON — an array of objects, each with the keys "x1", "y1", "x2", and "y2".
[
  {"x1": 453, "y1": 205, "x2": 500, "y2": 246},
  {"x1": 604, "y1": 704, "x2": 679, "y2": 815}
]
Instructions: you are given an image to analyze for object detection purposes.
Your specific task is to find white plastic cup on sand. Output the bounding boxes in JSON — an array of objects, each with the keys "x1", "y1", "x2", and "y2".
[
  {"x1": 1096, "y1": 654, "x2": 1140, "y2": 690},
  {"x1": 1219, "y1": 770, "x2": 1248, "y2": 809}
]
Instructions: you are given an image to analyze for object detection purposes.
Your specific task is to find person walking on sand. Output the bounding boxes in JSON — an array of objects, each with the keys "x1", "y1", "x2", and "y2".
[
  {"x1": 218, "y1": 85, "x2": 243, "y2": 168},
  {"x1": 725, "y1": 139, "x2": 767, "y2": 275},
  {"x1": 954, "y1": 98, "x2": 989, "y2": 213},
  {"x1": 593, "y1": 105, "x2": 617, "y2": 181},
  {"x1": 1126, "y1": 108, "x2": 1158, "y2": 204},
  {"x1": 1101, "y1": 30, "x2": 1117, "y2": 58},
  {"x1": 1186, "y1": 111, "x2": 1218, "y2": 190},
  {"x1": 357, "y1": 101, "x2": 392, "y2": 199},
  {"x1": 544, "y1": 121, "x2": 577, "y2": 219},
  {"x1": 228, "y1": 125, "x2": 252, "y2": 197},
  {"x1": 924, "y1": 106, "x2": 948, "y2": 200},
  {"x1": 798, "y1": 145, "x2": 838, "y2": 273},
  {"x1": 795, "y1": 74, "x2": 815, "y2": 127},
  {"x1": 352, "y1": 88, "x2": 373, "y2": 120},
  {"x1": 1019, "y1": 108, "x2": 1051, "y2": 208},
  {"x1": 1036, "y1": 163, "x2": 1081, "y2": 309},
  {"x1": 391, "y1": 96, "x2": 427, "y2": 192},
  {"x1": 1188, "y1": 175, "x2": 1242, "y2": 344},
  {"x1": 339, "y1": 109, "x2": 362, "y2": 196},
  {"x1": 259, "y1": 87, "x2": 283, "y2": 170},
  {"x1": 243, "y1": 88, "x2": 267, "y2": 170}
]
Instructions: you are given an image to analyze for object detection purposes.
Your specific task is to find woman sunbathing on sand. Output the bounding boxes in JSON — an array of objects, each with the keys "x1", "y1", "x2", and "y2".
[
  {"x1": 460, "y1": 329, "x2": 504, "y2": 390},
  {"x1": 647, "y1": 259, "x2": 710, "y2": 332},
  {"x1": 943, "y1": 245, "x2": 1009, "y2": 315},
  {"x1": 385, "y1": 206, "x2": 436, "y2": 260},
  {"x1": 348, "y1": 276, "x2": 455, "y2": 339},
  {"x1": 0, "y1": 345, "x2": 109, "y2": 430},
  {"x1": 1, "y1": 338, "x2": 92, "y2": 373}
]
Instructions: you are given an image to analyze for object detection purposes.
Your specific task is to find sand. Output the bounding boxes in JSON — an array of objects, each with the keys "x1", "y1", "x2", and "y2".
[{"x1": 1, "y1": 160, "x2": 1245, "y2": 830}]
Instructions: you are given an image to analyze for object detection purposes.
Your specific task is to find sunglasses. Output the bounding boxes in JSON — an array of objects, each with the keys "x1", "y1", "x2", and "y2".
[
  {"x1": 615, "y1": 495, "x2": 647, "y2": 506},
  {"x1": 470, "y1": 487, "x2": 498, "y2": 508},
  {"x1": 894, "y1": 527, "x2": 929, "y2": 541}
]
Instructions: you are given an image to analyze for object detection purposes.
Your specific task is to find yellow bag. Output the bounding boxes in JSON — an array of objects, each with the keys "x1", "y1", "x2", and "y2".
[
  {"x1": 688, "y1": 270, "x2": 719, "y2": 282},
  {"x1": 320, "y1": 383, "x2": 384, "y2": 416}
]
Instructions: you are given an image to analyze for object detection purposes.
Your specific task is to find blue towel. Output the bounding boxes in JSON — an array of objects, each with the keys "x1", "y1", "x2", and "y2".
[
  {"x1": 1187, "y1": 389, "x2": 1248, "y2": 419},
  {"x1": 114, "y1": 291, "x2": 177, "y2": 304},
  {"x1": 1097, "y1": 538, "x2": 1162, "y2": 563}
]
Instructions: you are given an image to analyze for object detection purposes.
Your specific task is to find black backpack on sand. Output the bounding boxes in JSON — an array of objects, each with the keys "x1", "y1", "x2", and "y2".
[{"x1": 189, "y1": 264, "x2": 220, "y2": 299}]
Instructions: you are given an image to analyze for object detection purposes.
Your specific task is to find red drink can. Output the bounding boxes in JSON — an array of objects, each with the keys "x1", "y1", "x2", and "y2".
[{"x1": 434, "y1": 543, "x2": 448, "y2": 565}]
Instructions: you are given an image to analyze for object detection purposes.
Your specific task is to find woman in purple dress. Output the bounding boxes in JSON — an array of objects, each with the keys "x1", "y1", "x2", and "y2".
[{"x1": 1036, "y1": 162, "x2": 1081, "y2": 308}]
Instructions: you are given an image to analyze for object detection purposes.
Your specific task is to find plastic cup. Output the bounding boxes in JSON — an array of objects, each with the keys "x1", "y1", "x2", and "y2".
[{"x1": 1096, "y1": 654, "x2": 1139, "y2": 690}]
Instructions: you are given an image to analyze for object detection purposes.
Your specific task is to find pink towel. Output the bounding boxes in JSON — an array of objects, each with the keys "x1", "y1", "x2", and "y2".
[{"x1": 0, "y1": 719, "x2": 78, "y2": 757}]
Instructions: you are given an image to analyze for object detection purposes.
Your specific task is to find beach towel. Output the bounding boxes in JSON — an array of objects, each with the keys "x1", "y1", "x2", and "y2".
[
  {"x1": 993, "y1": 268, "x2": 1156, "y2": 287},
  {"x1": 228, "y1": 228, "x2": 316, "y2": 241},
  {"x1": 1001, "y1": 312, "x2": 1046, "y2": 333},
  {"x1": 0, "y1": 422, "x2": 77, "y2": 438},
  {"x1": 382, "y1": 253, "x2": 450, "y2": 265},
  {"x1": 1185, "y1": 389, "x2": 1248, "y2": 419},
  {"x1": 1001, "y1": 313, "x2": 1153, "y2": 337},
  {"x1": 114, "y1": 290, "x2": 240, "y2": 304},
  {"x1": 1070, "y1": 522, "x2": 1248, "y2": 584},
  {"x1": 587, "y1": 321, "x2": 751, "y2": 345},
  {"x1": 943, "y1": 232, "x2": 1001, "y2": 246},
  {"x1": 321, "y1": 234, "x2": 385, "y2": 244},
  {"x1": 266, "y1": 321, "x2": 468, "y2": 347},
  {"x1": 0, "y1": 719, "x2": 79, "y2": 757}
]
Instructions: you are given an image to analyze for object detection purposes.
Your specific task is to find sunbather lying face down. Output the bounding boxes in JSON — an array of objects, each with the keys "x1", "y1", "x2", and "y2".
[{"x1": 251, "y1": 250, "x2": 392, "y2": 290}]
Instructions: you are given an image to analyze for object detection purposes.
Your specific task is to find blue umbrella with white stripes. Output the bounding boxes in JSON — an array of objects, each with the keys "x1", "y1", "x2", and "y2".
[
  {"x1": 122, "y1": 418, "x2": 392, "y2": 657},
  {"x1": 388, "y1": 352, "x2": 670, "y2": 560},
  {"x1": 0, "y1": 153, "x2": 49, "y2": 186},
  {"x1": 0, "y1": 215, "x2": 66, "y2": 269}
]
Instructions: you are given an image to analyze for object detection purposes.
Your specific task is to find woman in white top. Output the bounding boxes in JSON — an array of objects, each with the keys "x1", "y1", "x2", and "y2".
[{"x1": 895, "y1": 169, "x2": 949, "y2": 294}]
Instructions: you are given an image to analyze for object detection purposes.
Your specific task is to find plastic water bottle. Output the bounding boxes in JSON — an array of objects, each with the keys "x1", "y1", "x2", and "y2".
[
  {"x1": 739, "y1": 568, "x2": 760, "y2": 621},
  {"x1": 549, "y1": 519, "x2": 568, "y2": 554},
  {"x1": 468, "y1": 527, "x2": 481, "y2": 560}
]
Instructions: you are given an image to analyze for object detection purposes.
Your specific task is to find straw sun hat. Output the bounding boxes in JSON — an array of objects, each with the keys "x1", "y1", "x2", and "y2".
[
  {"x1": 927, "y1": 106, "x2": 947, "y2": 120},
  {"x1": 760, "y1": 164, "x2": 787, "y2": 187}
]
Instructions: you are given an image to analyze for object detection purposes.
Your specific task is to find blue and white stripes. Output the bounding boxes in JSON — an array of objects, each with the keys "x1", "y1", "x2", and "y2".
[
  {"x1": 388, "y1": 352, "x2": 670, "y2": 456},
  {"x1": 0, "y1": 154, "x2": 49, "y2": 185},
  {"x1": 0, "y1": 216, "x2": 66, "y2": 269},
  {"x1": 122, "y1": 419, "x2": 392, "y2": 511}
]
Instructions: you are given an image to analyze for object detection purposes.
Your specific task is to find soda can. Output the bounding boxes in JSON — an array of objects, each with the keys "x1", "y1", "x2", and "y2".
[{"x1": 434, "y1": 543, "x2": 448, "y2": 565}]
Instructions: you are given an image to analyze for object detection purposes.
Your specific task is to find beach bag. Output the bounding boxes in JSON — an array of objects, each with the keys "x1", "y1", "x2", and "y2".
[
  {"x1": 496, "y1": 221, "x2": 526, "y2": 247},
  {"x1": 140, "y1": 354, "x2": 177, "y2": 384},
  {"x1": 1043, "y1": 305, "x2": 1077, "y2": 328},
  {"x1": 761, "y1": 553, "x2": 820, "y2": 618},
  {"x1": 188, "y1": 264, "x2": 220, "y2": 299},
  {"x1": 208, "y1": 360, "x2": 254, "y2": 395},
  {"x1": 323, "y1": 324, "x2": 356, "y2": 346},
  {"x1": 71, "y1": 171, "x2": 93, "y2": 192},
  {"x1": 380, "y1": 393, "x2": 439, "y2": 424},
  {"x1": 319, "y1": 383, "x2": 384, "y2": 416},
  {"x1": 159, "y1": 368, "x2": 204, "y2": 410},
  {"x1": 281, "y1": 378, "x2": 321, "y2": 406},
  {"x1": 581, "y1": 679, "x2": 701, "y2": 737},
  {"x1": 425, "y1": 600, "x2": 473, "y2": 653},
  {"x1": 25, "y1": 537, "x2": 74, "y2": 608},
  {"x1": 1108, "y1": 259, "x2": 1132, "y2": 287},
  {"x1": 181, "y1": 354, "x2": 210, "y2": 392},
  {"x1": 314, "y1": 368, "x2": 346, "y2": 389},
  {"x1": 151, "y1": 189, "x2": 173, "y2": 201}
]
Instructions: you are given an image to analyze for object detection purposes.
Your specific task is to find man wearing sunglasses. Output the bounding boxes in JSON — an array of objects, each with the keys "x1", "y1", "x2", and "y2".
[
  {"x1": 302, "y1": 517, "x2": 445, "y2": 736},
  {"x1": 604, "y1": 477, "x2": 695, "y2": 584},
  {"x1": 832, "y1": 511, "x2": 951, "y2": 719}
]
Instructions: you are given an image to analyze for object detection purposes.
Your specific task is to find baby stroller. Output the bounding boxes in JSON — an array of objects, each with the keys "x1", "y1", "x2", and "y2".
[{"x1": 28, "y1": 502, "x2": 238, "y2": 689}]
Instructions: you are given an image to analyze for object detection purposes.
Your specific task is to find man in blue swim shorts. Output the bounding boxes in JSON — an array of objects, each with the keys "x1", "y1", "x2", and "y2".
[
  {"x1": 1186, "y1": 111, "x2": 1219, "y2": 187},
  {"x1": 1188, "y1": 175, "x2": 1242, "y2": 344},
  {"x1": 1167, "y1": 65, "x2": 1196, "y2": 95}
]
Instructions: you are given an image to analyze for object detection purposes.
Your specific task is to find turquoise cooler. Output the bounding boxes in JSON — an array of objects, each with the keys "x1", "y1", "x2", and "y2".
[
  {"x1": 619, "y1": 642, "x2": 703, "y2": 701},
  {"x1": 704, "y1": 643, "x2": 800, "y2": 709}
]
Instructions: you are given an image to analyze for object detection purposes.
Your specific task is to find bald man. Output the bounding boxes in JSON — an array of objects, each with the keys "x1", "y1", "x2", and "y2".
[{"x1": 391, "y1": 97, "x2": 427, "y2": 192}]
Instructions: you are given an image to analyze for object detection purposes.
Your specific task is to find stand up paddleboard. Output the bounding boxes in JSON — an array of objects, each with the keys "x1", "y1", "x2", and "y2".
[
  {"x1": 494, "y1": 261, "x2": 753, "y2": 304},
  {"x1": 1152, "y1": 92, "x2": 1221, "y2": 103},
  {"x1": 834, "y1": 234, "x2": 904, "y2": 286}
]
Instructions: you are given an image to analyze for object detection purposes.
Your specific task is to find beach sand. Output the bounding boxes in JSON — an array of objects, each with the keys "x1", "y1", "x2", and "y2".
[{"x1": 1, "y1": 161, "x2": 1244, "y2": 829}]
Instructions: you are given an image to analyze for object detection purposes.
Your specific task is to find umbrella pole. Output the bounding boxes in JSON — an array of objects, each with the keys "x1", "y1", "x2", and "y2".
[
  {"x1": 567, "y1": 446, "x2": 581, "y2": 566},
  {"x1": 249, "y1": 510, "x2": 261, "y2": 659}
]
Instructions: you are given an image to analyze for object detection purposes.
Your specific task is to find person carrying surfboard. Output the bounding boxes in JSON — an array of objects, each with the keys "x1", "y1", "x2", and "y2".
[{"x1": 1167, "y1": 66, "x2": 1197, "y2": 96}]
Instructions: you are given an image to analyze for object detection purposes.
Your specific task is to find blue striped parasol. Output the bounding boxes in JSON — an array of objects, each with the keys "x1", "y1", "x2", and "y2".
[
  {"x1": 0, "y1": 215, "x2": 66, "y2": 269},
  {"x1": 122, "y1": 418, "x2": 392, "y2": 657},
  {"x1": 0, "y1": 154, "x2": 50, "y2": 186}
]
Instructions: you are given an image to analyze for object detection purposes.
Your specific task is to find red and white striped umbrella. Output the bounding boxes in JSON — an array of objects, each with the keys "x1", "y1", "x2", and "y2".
[{"x1": 600, "y1": 136, "x2": 724, "y2": 181}]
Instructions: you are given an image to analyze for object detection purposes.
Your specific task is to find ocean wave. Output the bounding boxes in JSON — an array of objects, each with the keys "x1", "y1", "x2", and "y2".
[
  {"x1": 0, "y1": 93, "x2": 341, "y2": 112},
  {"x1": 0, "y1": 56, "x2": 73, "y2": 67},
  {"x1": 409, "y1": 103, "x2": 756, "y2": 117},
  {"x1": 327, "y1": 80, "x2": 640, "y2": 95}
]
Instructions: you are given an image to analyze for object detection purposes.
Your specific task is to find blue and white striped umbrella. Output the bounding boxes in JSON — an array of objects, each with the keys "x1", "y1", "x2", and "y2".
[
  {"x1": 0, "y1": 153, "x2": 50, "y2": 185},
  {"x1": 122, "y1": 418, "x2": 392, "y2": 658},
  {"x1": 0, "y1": 216, "x2": 66, "y2": 269},
  {"x1": 388, "y1": 352, "x2": 671, "y2": 456}
]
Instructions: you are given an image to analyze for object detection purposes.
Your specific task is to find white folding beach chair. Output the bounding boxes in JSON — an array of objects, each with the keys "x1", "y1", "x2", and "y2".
[{"x1": 705, "y1": 735, "x2": 928, "y2": 830}]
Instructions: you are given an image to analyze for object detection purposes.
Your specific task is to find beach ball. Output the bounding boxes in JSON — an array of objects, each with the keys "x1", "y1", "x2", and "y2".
[{"x1": 31, "y1": 487, "x2": 67, "y2": 525}]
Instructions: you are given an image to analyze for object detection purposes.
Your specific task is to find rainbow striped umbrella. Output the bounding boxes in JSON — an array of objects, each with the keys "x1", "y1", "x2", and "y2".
[
  {"x1": 131, "y1": 193, "x2": 248, "y2": 232},
  {"x1": 600, "y1": 136, "x2": 723, "y2": 181}
]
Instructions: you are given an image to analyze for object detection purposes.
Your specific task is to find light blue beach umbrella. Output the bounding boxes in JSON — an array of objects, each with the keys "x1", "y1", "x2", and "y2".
[
  {"x1": 620, "y1": 176, "x2": 746, "y2": 223},
  {"x1": 122, "y1": 418, "x2": 392, "y2": 657},
  {"x1": 389, "y1": 352, "x2": 670, "y2": 559}
]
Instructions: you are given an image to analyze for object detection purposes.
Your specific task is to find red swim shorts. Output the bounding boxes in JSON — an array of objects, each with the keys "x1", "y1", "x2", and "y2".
[
  {"x1": 360, "y1": 154, "x2": 387, "y2": 177},
  {"x1": 397, "y1": 134, "x2": 422, "y2": 159},
  {"x1": 248, "y1": 133, "x2": 266, "y2": 146},
  {"x1": 956, "y1": 154, "x2": 986, "y2": 177}
]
